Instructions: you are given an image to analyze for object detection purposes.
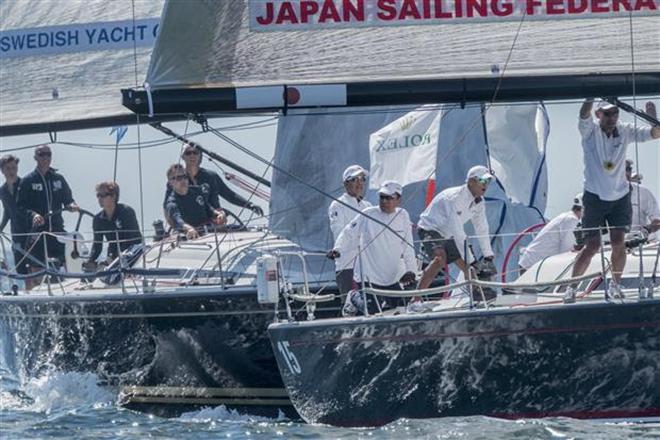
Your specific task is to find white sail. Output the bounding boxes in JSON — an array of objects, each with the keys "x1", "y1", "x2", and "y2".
[
  {"x1": 145, "y1": 0, "x2": 659, "y2": 91},
  {"x1": 0, "y1": 0, "x2": 164, "y2": 135}
]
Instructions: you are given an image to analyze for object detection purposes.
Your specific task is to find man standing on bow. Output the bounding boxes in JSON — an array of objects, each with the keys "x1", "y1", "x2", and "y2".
[
  {"x1": 564, "y1": 99, "x2": 660, "y2": 303},
  {"x1": 0, "y1": 154, "x2": 29, "y2": 275},
  {"x1": 17, "y1": 145, "x2": 79, "y2": 271},
  {"x1": 328, "y1": 165, "x2": 372, "y2": 297},
  {"x1": 416, "y1": 165, "x2": 496, "y2": 290},
  {"x1": 330, "y1": 181, "x2": 417, "y2": 313}
]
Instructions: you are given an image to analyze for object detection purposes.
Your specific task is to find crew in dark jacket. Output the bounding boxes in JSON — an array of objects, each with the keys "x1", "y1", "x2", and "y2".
[
  {"x1": 0, "y1": 154, "x2": 29, "y2": 274},
  {"x1": 86, "y1": 181, "x2": 142, "y2": 266},
  {"x1": 17, "y1": 145, "x2": 79, "y2": 268}
]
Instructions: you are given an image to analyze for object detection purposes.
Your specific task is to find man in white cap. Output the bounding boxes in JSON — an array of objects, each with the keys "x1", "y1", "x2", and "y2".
[
  {"x1": 330, "y1": 180, "x2": 417, "y2": 313},
  {"x1": 626, "y1": 160, "x2": 660, "y2": 237},
  {"x1": 519, "y1": 194, "x2": 584, "y2": 274},
  {"x1": 416, "y1": 165, "x2": 495, "y2": 290},
  {"x1": 328, "y1": 165, "x2": 372, "y2": 297},
  {"x1": 564, "y1": 99, "x2": 660, "y2": 303}
]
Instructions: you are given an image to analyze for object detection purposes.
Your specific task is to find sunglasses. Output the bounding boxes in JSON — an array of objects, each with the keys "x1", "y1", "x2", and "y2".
[
  {"x1": 169, "y1": 174, "x2": 188, "y2": 182},
  {"x1": 346, "y1": 176, "x2": 367, "y2": 183},
  {"x1": 96, "y1": 192, "x2": 112, "y2": 198},
  {"x1": 183, "y1": 150, "x2": 200, "y2": 156},
  {"x1": 36, "y1": 151, "x2": 52, "y2": 157},
  {"x1": 602, "y1": 110, "x2": 619, "y2": 117},
  {"x1": 379, "y1": 194, "x2": 397, "y2": 200},
  {"x1": 475, "y1": 177, "x2": 492, "y2": 185}
]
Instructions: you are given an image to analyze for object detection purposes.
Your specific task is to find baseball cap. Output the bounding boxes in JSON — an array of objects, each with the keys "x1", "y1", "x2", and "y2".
[
  {"x1": 596, "y1": 100, "x2": 617, "y2": 112},
  {"x1": 466, "y1": 165, "x2": 494, "y2": 182},
  {"x1": 573, "y1": 193, "x2": 583, "y2": 209},
  {"x1": 342, "y1": 165, "x2": 368, "y2": 182},
  {"x1": 378, "y1": 180, "x2": 402, "y2": 196}
]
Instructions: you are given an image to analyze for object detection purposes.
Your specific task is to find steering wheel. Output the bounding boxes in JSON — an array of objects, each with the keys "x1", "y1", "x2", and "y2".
[
  {"x1": 221, "y1": 208, "x2": 246, "y2": 231},
  {"x1": 70, "y1": 208, "x2": 95, "y2": 259}
]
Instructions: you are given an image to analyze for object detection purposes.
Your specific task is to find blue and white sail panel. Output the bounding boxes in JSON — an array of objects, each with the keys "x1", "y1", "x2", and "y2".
[{"x1": 0, "y1": 0, "x2": 164, "y2": 135}]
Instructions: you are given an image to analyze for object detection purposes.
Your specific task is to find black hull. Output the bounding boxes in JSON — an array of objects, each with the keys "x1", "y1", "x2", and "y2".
[
  {"x1": 0, "y1": 288, "x2": 339, "y2": 417},
  {"x1": 268, "y1": 300, "x2": 660, "y2": 427}
]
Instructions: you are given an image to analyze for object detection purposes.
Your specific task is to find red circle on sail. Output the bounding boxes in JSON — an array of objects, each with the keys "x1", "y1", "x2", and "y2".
[{"x1": 286, "y1": 87, "x2": 301, "y2": 105}]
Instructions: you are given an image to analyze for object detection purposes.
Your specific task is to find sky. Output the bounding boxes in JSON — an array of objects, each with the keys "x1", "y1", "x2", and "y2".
[{"x1": 1, "y1": 99, "x2": 659, "y2": 238}]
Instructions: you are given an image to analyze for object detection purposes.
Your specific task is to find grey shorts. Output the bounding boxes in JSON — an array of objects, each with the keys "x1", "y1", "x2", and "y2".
[
  {"x1": 418, "y1": 228, "x2": 462, "y2": 264},
  {"x1": 582, "y1": 190, "x2": 631, "y2": 239}
]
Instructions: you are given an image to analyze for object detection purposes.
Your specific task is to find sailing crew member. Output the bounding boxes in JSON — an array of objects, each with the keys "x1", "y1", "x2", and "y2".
[
  {"x1": 626, "y1": 160, "x2": 660, "y2": 236},
  {"x1": 163, "y1": 143, "x2": 264, "y2": 222},
  {"x1": 0, "y1": 154, "x2": 29, "y2": 274},
  {"x1": 518, "y1": 194, "x2": 583, "y2": 274},
  {"x1": 416, "y1": 165, "x2": 496, "y2": 290},
  {"x1": 330, "y1": 180, "x2": 417, "y2": 314},
  {"x1": 165, "y1": 164, "x2": 226, "y2": 240},
  {"x1": 327, "y1": 165, "x2": 372, "y2": 297},
  {"x1": 83, "y1": 181, "x2": 142, "y2": 270},
  {"x1": 17, "y1": 145, "x2": 79, "y2": 271},
  {"x1": 564, "y1": 99, "x2": 660, "y2": 303}
]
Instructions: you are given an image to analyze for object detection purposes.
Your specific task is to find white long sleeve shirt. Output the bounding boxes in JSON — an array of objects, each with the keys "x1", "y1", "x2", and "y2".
[
  {"x1": 328, "y1": 193, "x2": 372, "y2": 271},
  {"x1": 578, "y1": 117, "x2": 652, "y2": 201},
  {"x1": 334, "y1": 206, "x2": 417, "y2": 286},
  {"x1": 631, "y1": 183, "x2": 660, "y2": 231},
  {"x1": 519, "y1": 211, "x2": 580, "y2": 270},
  {"x1": 418, "y1": 184, "x2": 494, "y2": 259}
]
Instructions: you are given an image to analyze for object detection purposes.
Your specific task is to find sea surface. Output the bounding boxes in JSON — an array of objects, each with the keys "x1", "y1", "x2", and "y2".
[{"x1": 1, "y1": 371, "x2": 658, "y2": 440}]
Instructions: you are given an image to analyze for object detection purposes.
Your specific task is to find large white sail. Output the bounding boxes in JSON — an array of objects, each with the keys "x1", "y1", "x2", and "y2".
[
  {"x1": 145, "y1": 0, "x2": 659, "y2": 90},
  {"x1": 0, "y1": 0, "x2": 164, "y2": 136}
]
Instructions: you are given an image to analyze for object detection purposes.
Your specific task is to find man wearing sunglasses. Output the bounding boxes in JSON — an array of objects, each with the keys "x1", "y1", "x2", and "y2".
[
  {"x1": 163, "y1": 143, "x2": 264, "y2": 224},
  {"x1": 165, "y1": 164, "x2": 226, "y2": 240},
  {"x1": 331, "y1": 180, "x2": 417, "y2": 315},
  {"x1": 17, "y1": 145, "x2": 79, "y2": 271},
  {"x1": 564, "y1": 99, "x2": 660, "y2": 303},
  {"x1": 84, "y1": 181, "x2": 142, "y2": 271},
  {"x1": 416, "y1": 165, "x2": 496, "y2": 290},
  {"x1": 327, "y1": 165, "x2": 372, "y2": 298}
]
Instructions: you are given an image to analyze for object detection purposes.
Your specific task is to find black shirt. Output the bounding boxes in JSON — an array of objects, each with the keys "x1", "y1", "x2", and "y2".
[
  {"x1": 89, "y1": 203, "x2": 143, "y2": 262},
  {"x1": 165, "y1": 186, "x2": 215, "y2": 231},
  {"x1": 162, "y1": 167, "x2": 251, "y2": 210},
  {"x1": 0, "y1": 177, "x2": 28, "y2": 235},
  {"x1": 17, "y1": 168, "x2": 74, "y2": 232}
]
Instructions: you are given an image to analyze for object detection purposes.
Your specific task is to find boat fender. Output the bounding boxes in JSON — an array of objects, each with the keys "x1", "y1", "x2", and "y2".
[{"x1": 256, "y1": 255, "x2": 279, "y2": 304}]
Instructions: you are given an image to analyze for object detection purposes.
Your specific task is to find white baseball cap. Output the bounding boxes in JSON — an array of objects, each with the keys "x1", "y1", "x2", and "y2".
[
  {"x1": 378, "y1": 180, "x2": 402, "y2": 196},
  {"x1": 342, "y1": 165, "x2": 368, "y2": 182},
  {"x1": 466, "y1": 165, "x2": 494, "y2": 182},
  {"x1": 596, "y1": 100, "x2": 617, "y2": 112},
  {"x1": 573, "y1": 193, "x2": 583, "y2": 209}
]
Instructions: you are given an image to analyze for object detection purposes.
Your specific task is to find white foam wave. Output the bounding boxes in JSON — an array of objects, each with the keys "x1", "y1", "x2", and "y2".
[
  {"x1": 178, "y1": 405, "x2": 286, "y2": 424},
  {"x1": 23, "y1": 372, "x2": 115, "y2": 414}
]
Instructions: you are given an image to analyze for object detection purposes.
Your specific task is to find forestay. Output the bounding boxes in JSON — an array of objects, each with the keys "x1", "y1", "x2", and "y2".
[{"x1": 0, "y1": 0, "x2": 164, "y2": 136}]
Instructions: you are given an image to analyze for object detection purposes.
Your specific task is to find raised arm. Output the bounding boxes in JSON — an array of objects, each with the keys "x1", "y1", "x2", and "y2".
[
  {"x1": 580, "y1": 98, "x2": 594, "y2": 120},
  {"x1": 646, "y1": 101, "x2": 660, "y2": 139}
]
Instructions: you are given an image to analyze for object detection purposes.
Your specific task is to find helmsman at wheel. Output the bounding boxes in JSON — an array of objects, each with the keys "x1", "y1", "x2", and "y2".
[
  {"x1": 416, "y1": 165, "x2": 495, "y2": 290},
  {"x1": 564, "y1": 99, "x2": 660, "y2": 303},
  {"x1": 327, "y1": 165, "x2": 372, "y2": 297}
]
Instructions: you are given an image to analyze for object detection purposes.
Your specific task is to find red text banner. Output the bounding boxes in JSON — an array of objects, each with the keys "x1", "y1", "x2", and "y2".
[{"x1": 249, "y1": 0, "x2": 659, "y2": 31}]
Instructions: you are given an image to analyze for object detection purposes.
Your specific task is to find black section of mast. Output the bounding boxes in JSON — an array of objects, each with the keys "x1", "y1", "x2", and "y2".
[
  {"x1": 149, "y1": 123, "x2": 271, "y2": 188},
  {"x1": 121, "y1": 73, "x2": 660, "y2": 116}
]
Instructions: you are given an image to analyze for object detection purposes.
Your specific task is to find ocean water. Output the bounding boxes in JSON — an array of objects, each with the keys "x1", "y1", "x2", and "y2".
[{"x1": 1, "y1": 371, "x2": 659, "y2": 440}]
